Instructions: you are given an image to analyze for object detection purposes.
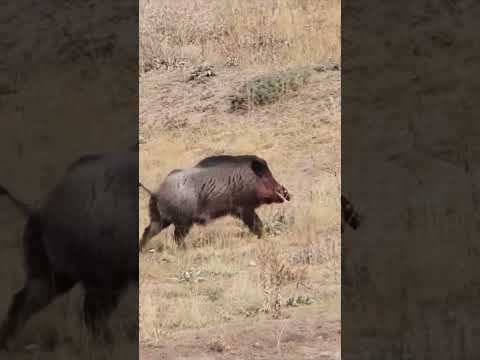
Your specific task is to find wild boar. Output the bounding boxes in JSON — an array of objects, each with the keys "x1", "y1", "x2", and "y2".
[
  {"x1": 0, "y1": 150, "x2": 138, "y2": 348},
  {"x1": 139, "y1": 155, "x2": 290, "y2": 251}
]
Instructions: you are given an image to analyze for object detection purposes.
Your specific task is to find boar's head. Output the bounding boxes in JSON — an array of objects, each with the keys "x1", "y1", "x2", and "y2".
[{"x1": 251, "y1": 157, "x2": 290, "y2": 204}]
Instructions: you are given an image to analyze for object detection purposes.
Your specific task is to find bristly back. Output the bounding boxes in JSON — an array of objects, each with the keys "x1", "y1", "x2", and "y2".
[
  {"x1": 66, "y1": 154, "x2": 103, "y2": 171},
  {"x1": 195, "y1": 155, "x2": 265, "y2": 168}
]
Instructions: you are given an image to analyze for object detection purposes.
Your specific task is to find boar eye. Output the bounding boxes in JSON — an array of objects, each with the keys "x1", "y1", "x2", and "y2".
[{"x1": 251, "y1": 160, "x2": 267, "y2": 177}]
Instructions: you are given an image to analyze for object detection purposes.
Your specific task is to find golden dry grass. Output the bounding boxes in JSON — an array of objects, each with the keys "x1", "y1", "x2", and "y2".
[
  {"x1": 140, "y1": 0, "x2": 340, "y2": 72},
  {"x1": 139, "y1": 125, "x2": 341, "y2": 353}
]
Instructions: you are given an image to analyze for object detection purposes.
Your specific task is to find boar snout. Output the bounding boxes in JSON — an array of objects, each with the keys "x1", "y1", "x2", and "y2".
[{"x1": 276, "y1": 185, "x2": 291, "y2": 202}]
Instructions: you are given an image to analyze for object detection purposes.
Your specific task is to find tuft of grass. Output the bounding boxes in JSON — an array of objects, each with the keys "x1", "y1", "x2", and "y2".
[
  {"x1": 208, "y1": 336, "x2": 228, "y2": 353},
  {"x1": 257, "y1": 239, "x2": 308, "y2": 319},
  {"x1": 230, "y1": 68, "x2": 311, "y2": 111},
  {"x1": 262, "y1": 210, "x2": 295, "y2": 236},
  {"x1": 186, "y1": 64, "x2": 216, "y2": 83},
  {"x1": 286, "y1": 295, "x2": 314, "y2": 307},
  {"x1": 199, "y1": 287, "x2": 224, "y2": 302}
]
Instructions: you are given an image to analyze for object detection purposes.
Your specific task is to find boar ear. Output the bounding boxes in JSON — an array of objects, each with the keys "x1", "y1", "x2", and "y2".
[{"x1": 251, "y1": 159, "x2": 268, "y2": 177}]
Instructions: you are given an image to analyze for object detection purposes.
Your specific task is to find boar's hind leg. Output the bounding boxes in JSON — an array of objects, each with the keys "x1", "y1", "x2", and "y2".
[
  {"x1": 139, "y1": 197, "x2": 171, "y2": 252},
  {"x1": 139, "y1": 219, "x2": 171, "y2": 252},
  {"x1": 0, "y1": 276, "x2": 75, "y2": 349},
  {"x1": 173, "y1": 222, "x2": 192, "y2": 250},
  {"x1": 234, "y1": 208, "x2": 263, "y2": 238}
]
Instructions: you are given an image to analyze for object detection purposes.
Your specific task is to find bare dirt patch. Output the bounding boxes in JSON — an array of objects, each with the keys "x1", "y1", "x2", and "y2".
[{"x1": 140, "y1": 307, "x2": 340, "y2": 360}]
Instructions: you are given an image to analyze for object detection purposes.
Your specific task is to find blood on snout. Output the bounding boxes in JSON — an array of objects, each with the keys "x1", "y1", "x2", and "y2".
[{"x1": 256, "y1": 178, "x2": 282, "y2": 203}]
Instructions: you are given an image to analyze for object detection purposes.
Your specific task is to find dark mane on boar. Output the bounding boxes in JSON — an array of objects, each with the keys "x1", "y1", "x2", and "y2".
[
  {"x1": 196, "y1": 155, "x2": 265, "y2": 168},
  {"x1": 66, "y1": 153, "x2": 103, "y2": 171}
]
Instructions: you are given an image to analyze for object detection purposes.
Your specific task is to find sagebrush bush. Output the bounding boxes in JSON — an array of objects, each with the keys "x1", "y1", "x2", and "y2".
[
  {"x1": 230, "y1": 68, "x2": 311, "y2": 111},
  {"x1": 257, "y1": 240, "x2": 308, "y2": 318}
]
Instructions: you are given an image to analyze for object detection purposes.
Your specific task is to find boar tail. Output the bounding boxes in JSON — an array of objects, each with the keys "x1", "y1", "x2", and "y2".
[
  {"x1": 139, "y1": 182, "x2": 154, "y2": 196},
  {"x1": 0, "y1": 184, "x2": 33, "y2": 217}
]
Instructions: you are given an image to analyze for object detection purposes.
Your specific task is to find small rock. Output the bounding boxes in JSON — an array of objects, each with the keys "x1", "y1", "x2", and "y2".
[{"x1": 248, "y1": 261, "x2": 257, "y2": 267}]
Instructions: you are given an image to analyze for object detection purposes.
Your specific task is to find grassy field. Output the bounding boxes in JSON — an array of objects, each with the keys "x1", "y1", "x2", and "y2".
[
  {"x1": 139, "y1": 0, "x2": 341, "y2": 358},
  {"x1": 140, "y1": 0, "x2": 340, "y2": 72}
]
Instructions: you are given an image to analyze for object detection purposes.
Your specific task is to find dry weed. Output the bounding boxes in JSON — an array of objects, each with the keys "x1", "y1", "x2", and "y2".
[
  {"x1": 208, "y1": 335, "x2": 229, "y2": 353},
  {"x1": 187, "y1": 64, "x2": 216, "y2": 82},
  {"x1": 257, "y1": 239, "x2": 308, "y2": 318}
]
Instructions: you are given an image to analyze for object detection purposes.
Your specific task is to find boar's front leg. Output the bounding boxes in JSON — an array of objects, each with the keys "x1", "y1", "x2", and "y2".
[{"x1": 234, "y1": 208, "x2": 263, "y2": 238}]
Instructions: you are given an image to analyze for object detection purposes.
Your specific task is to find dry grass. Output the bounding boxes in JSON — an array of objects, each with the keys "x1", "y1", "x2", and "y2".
[
  {"x1": 140, "y1": 0, "x2": 340, "y2": 72},
  {"x1": 257, "y1": 239, "x2": 309, "y2": 318},
  {"x1": 139, "y1": 72, "x2": 341, "y2": 344},
  {"x1": 140, "y1": 0, "x2": 341, "y2": 355}
]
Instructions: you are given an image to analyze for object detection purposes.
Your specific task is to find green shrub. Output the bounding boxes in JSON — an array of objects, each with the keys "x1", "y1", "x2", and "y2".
[{"x1": 230, "y1": 68, "x2": 311, "y2": 111}]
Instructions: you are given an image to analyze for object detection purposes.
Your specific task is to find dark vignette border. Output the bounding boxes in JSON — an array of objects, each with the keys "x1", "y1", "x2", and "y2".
[
  {"x1": 0, "y1": 1, "x2": 138, "y2": 358},
  {"x1": 342, "y1": 0, "x2": 480, "y2": 358}
]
